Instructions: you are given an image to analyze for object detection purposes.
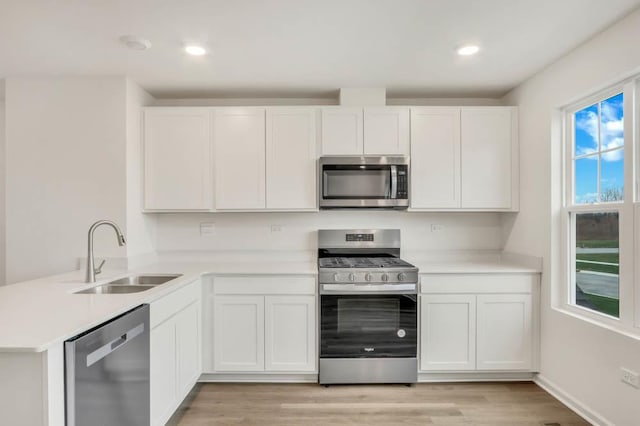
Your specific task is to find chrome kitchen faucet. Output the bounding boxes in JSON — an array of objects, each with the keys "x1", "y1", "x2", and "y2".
[{"x1": 85, "y1": 220, "x2": 126, "y2": 283}]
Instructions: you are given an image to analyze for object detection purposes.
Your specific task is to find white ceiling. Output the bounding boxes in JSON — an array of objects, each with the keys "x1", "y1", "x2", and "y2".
[{"x1": 1, "y1": 0, "x2": 639, "y2": 99}]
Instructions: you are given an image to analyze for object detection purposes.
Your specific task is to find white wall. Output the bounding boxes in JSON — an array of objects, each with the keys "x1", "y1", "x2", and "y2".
[
  {"x1": 125, "y1": 79, "x2": 156, "y2": 258},
  {"x1": 0, "y1": 99, "x2": 5, "y2": 285},
  {"x1": 153, "y1": 211, "x2": 504, "y2": 255},
  {"x1": 5, "y1": 78, "x2": 128, "y2": 283},
  {"x1": 502, "y1": 9, "x2": 640, "y2": 425}
]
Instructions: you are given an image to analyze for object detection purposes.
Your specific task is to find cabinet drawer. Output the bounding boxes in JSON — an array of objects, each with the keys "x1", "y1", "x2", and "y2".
[
  {"x1": 213, "y1": 276, "x2": 315, "y2": 295},
  {"x1": 420, "y1": 274, "x2": 537, "y2": 294},
  {"x1": 151, "y1": 280, "x2": 201, "y2": 329}
]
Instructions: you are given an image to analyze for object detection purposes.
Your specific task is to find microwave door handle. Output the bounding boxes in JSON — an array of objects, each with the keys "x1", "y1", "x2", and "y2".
[{"x1": 390, "y1": 165, "x2": 398, "y2": 199}]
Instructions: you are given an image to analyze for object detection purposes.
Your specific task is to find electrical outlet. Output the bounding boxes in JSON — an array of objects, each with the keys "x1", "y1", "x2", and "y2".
[
  {"x1": 621, "y1": 367, "x2": 639, "y2": 389},
  {"x1": 430, "y1": 224, "x2": 444, "y2": 232},
  {"x1": 200, "y1": 223, "x2": 215, "y2": 236},
  {"x1": 270, "y1": 225, "x2": 283, "y2": 232}
]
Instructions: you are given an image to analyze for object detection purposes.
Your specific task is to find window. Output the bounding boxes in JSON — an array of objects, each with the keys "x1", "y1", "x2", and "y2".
[
  {"x1": 565, "y1": 88, "x2": 631, "y2": 323},
  {"x1": 574, "y1": 93, "x2": 624, "y2": 204}
]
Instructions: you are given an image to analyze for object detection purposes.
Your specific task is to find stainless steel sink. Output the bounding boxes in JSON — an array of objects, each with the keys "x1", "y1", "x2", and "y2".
[
  {"x1": 106, "y1": 274, "x2": 182, "y2": 286},
  {"x1": 76, "y1": 285, "x2": 157, "y2": 294},
  {"x1": 74, "y1": 274, "x2": 182, "y2": 294}
]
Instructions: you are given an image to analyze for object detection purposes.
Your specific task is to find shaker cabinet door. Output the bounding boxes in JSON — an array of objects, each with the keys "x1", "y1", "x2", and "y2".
[
  {"x1": 364, "y1": 107, "x2": 410, "y2": 155},
  {"x1": 461, "y1": 107, "x2": 514, "y2": 209},
  {"x1": 214, "y1": 108, "x2": 266, "y2": 210},
  {"x1": 265, "y1": 296, "x2": 316, "y2": 372},
  {"x1": 410, "y1": 107, "x2": 461, "y2": 208},
  {"x1": 213, "y1": 295, "x2": 265, "y2": 371},
  {"x1": 420, "y1": 294, "x2": 475, "y2": 371},
  {"x1": 476, "y1": 294, "x2": 532, "y2": 370},
  {"x1": 266, "y1": 108, "x2": 317, "y2": 210},
  {"x1": 144, "y1": 107, "x2": 212, "y2": 210},
  {"x1": 321, "y1": 108, "x2": 364, "y2": 155}
]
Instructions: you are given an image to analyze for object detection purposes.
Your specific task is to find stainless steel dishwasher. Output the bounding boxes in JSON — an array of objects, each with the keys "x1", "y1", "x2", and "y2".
[{"x1": 65, "y1": 304, "x2": 150, "y2": 426}]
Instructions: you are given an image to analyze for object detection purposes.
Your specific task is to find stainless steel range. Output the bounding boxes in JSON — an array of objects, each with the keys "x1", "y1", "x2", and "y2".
[{"x1": 318, "y1": 229, "x2": 418, "y2": 384}]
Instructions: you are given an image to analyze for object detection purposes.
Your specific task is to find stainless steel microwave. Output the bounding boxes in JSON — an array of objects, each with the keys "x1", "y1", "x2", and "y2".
[{"x1": 319, "y1": 156, "x2": 409, "y2": 209}]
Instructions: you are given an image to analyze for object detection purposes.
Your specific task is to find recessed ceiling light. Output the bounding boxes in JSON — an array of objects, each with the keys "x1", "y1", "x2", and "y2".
[
  {"x1": 120, "y1": 35, "x2": 152, "y2": 51},
  {"x1": 457, "y1": 44, "x2": 480, "y2": 56},
  {"x1": 185, "y1": 45, "x2": 207, "y2": 56}
]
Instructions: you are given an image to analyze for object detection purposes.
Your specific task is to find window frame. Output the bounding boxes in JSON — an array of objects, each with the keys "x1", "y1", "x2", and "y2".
[{"x1": 562, "y1": 81, "x2": 636, "y2": 332}]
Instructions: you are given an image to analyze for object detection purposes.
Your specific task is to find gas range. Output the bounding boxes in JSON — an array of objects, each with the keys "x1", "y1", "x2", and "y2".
[{"x1": 317, "y1": 229, "x2": 418, "y2": 385}]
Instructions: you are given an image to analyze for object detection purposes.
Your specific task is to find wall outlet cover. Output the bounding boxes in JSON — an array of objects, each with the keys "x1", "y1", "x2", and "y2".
[
  {"x1": 621, "y1": 367, "x2": 639, "y2": 389},
  {"x1": 200, "y1": 223, "x2": 215, "y2": 236}
]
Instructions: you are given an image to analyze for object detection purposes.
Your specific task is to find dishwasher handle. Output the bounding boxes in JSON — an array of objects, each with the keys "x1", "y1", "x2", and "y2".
[{"x1": 86, "y1": 322, "x2": 145, "y2": 367}]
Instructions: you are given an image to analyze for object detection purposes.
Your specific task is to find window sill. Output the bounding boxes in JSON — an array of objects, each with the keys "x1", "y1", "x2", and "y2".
[{"x1": 553, "y1": 304, "x2": 640, "y2": 342}]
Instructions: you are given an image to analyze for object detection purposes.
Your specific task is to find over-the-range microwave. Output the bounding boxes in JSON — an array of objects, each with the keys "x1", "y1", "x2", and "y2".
[{"x1": 319, "y1": 156, "x2": 409, "y2": 209}]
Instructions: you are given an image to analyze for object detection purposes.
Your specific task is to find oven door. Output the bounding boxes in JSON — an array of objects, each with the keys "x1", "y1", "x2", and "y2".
[{"x1": 320, "y1": 294, "x2": 417, "y2": 358}]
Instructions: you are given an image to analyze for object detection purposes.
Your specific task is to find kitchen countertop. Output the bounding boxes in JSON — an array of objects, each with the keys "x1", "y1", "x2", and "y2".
[
  {"x1": 411, "y1": 260, "x2": 541, "y2": 274},
  {"x1": 0, "y1": 260, "x2": 316, "y2": 353},
  {"x1": 0, "y1": 254, "x2": 540, "y2": 353}
]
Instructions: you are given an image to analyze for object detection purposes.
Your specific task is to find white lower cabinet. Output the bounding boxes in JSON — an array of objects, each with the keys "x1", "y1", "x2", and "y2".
[
  {"x1": 265, "y1": 296, "x2": 316, "y2": 371},
  {"x1": 420, "y1": 294, "x2": 476, "y2": 371},
  {"x1": 206, "y1": 276, "x2": 316, "y2": 374},
  {"x1": 151, "y1": 318, "x2": 177, "y2": 425},
  {"x1": 150, "y1": 280, "x2": 202, "y2": 426},
  {"x1": 213, "y1": 295, "x2": 265, "y2": 371},
  {"x1": 419, "y1": 274, "x2": 538, "y2": 373},
  {"x1": 476, "y1": 294, "x2": 532, "y2": 370}
]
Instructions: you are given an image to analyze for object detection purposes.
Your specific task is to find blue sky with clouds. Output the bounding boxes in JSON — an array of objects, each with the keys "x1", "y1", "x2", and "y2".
[{"x1": 574, "y1": 93, "x2": 624, "y2": 204}]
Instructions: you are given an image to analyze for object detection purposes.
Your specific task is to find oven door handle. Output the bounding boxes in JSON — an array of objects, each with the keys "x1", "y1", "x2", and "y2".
[
  {"x1": 320, "y1": 283, "x2": 417, "y2": 294},
  {"x1": 390, "y1": 165, "x2": 398, "y2": 199}
]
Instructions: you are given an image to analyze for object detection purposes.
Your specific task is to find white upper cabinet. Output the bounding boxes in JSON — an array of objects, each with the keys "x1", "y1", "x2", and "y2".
[
  {"x1": 321, "y1": 108, "x2": 364, "y2": 155},
  {"x1": 213, "y1": 108, "x2": 266, "y2": 210},
  {"x1": 321, "y1": 107, "x2": 410, "y2": 155},
  {"x1": 461, "y1": 107, "x2": 516, "y2": 209},
  {"x1": 410, "y1": 107, "x2": 461, "y2": 209},
  {"x1": 363, "y1": 107, "x2": 410, "y2": 155},
  {"x1": 144, "y1": 108, "x2": 212, "y2": 210},
  {"x1": 266, "y1": 108, "x2": 317, "y2": 210},
  {"x1": 409, "y1": 106, "x2": 518, "y2": 211}
]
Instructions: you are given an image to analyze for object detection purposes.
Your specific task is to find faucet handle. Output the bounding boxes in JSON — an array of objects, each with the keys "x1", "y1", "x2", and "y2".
[{"x1": 94, "y1": 259, "x2": 106, "y2": 275}]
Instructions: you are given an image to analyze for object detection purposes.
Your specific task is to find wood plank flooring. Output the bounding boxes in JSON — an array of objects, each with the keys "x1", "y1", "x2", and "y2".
[{"x1": 173, "y1": 382, "x2": 589, "y2": 426}]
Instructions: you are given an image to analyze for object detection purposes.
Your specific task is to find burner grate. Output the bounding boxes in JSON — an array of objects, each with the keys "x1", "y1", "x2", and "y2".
[{"x1": 318, "y1": 256, "x2": 415, "y2": 269}]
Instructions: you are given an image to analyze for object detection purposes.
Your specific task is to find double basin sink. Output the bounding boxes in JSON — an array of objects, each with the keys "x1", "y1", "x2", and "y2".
[{"x1": 75, "y1": 274, "x2": 182, "y2": 294}]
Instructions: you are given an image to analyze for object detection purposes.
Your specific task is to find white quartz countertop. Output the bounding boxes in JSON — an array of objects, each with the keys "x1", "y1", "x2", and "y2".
[
  {"x1": 0, "y1": 260, "x2": 316, "y2": 353},
  {"x1": 411, "y1": 260, "x2": 541, "y2": 274},
  {"x1": 0, "y1": 254, "x2": 539, "y2": 353}
]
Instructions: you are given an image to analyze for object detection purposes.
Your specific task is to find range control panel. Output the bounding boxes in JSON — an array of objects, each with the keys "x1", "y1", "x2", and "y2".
[{"x1": 346, "y1": 233, "x2": 374, "y2": 242}]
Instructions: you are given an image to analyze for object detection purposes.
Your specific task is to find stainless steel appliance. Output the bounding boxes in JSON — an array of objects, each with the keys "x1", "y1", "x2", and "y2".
[
  {"x1": 319, "y1": 156, "x2": 409, "y2": 209},
  {"x1": 65, "y1": 304, "x2": 150, "y2": 426},
  {"x1": 318, "y1": 229, "x2": 418, "y2": 384}
]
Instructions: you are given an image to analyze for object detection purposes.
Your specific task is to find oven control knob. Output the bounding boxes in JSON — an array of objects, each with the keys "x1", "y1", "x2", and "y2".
[
  {"x1": 348, "y1": 273, "x2": 356, "y2": 282},
  {"x1": 333, "y1": 273, "x2": 339, "y2": 282},
  {"x1": 381, "y1": 273, "x2": 389, "y2": 282},
  {"x1": 398, "y1": 273, "x2": 406, "y2": 282},
  {"x1": 364, "y1": 273, "x2": 372, "y2": 282}
]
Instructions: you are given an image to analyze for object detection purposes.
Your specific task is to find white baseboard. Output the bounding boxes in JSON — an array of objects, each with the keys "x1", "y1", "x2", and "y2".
[
  {"x1": 199, "y1": 373, "x2": 318, "y2": 383},
  {"x1": 418, "y1": 372, "x2": 534, "y2": 382},
  {"x1": 534, "y1": 374, "x2": 612, "y2": 426}
]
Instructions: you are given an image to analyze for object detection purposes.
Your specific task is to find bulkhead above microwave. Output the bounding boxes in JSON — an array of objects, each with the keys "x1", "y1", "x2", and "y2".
[{"x1": 319, "y1": 156, "x2": 409, "y2": 209}]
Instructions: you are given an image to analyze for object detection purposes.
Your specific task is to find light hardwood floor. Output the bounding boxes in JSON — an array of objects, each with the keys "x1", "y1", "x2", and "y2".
[{"x1": 173, "y1": 382, "x2": 589, "y2": 425}]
